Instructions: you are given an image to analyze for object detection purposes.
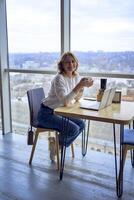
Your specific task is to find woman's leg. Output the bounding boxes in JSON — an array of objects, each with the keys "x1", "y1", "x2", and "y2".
[
  {"x1": 37, "y1": 106, "x2": 85, "y2": 147},
  {"x1": 68, "y1": 117, "x2": 85, "y2": 133}
]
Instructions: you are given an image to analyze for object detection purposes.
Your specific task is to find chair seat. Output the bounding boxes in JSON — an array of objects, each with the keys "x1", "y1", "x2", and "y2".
[{"x1": 123, "y1": 129, "x2": 134, "y2": 145}]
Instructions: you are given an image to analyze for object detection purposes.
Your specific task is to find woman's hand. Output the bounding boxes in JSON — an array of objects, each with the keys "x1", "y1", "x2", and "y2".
[
  {"x1": 73, "y1": 77, "x2": 94, "y2": 94},
  {"x1": 79, "y1": 77, "x2": 94, "y2": 88}
]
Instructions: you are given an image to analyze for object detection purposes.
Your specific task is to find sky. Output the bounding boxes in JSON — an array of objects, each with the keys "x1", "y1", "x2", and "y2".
[{"x1": 6, "y1": 0, "x2": 134, "y2": 53}]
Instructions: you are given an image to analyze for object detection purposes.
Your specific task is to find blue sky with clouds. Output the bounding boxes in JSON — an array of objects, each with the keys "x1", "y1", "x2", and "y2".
[
  {"x1": 6, "y1": 0, "x2": 60, "y2": 53},
  {"x1": 6, "y1": 0, "x2": 134, "y2": 53},
  {"x1": 72, "y1": 0, "x2": 134, "y2": 52}
]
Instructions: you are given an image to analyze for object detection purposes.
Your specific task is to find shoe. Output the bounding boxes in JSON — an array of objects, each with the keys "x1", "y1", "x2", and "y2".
[{"x1": 48, "y1": 137, "x2": 56, "y2": 162}]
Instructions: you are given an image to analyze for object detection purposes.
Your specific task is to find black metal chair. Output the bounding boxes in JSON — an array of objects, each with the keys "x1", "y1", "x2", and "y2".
[
  {"x1": 118, "y1": 124, "x2": 134, "y2": 197},
  {"x1": 122, "y1": 128, "x2": 134, "y2": 168},
  {"x1": 27, "y1": 87, "x2": 74, "y2": 170}
]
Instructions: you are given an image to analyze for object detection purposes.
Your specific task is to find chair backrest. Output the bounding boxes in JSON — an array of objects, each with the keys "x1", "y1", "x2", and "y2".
[{"x1": 27, "y1": 87, "x2": 45, "y2": 128}]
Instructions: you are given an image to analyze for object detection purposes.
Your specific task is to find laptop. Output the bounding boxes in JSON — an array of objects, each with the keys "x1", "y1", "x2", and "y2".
[{"x1": 80, "y1": 87, "x2": 116, "y2": 111}]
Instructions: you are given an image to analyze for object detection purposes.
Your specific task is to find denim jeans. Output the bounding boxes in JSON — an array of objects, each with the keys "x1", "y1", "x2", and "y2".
[{"x1": 37, "y1": 104, "x2": 85, "y2": 147}]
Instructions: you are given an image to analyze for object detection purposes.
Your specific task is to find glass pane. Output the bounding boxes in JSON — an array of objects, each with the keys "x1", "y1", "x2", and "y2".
[
  {"x1": 7, "y1": 0, "x2": 60, "y2": 70},
  {"x1": 71, "y1": 0, "x2": 134, "y2": 73},
  {"x1": 0, "y1": 97, "x2": 2, "y2": 133},
  {"x1": 84, "y1": 77, "x2": 134, "y2": 99},
  {"x1": 79, "y1": 77, "x2": 134, "y2": 155},
  {"x1": 10, "y1": 73, "x2": 54, "y2": 135},
  {"x1": 10, "y1": 71, "x2": 134, "y2": 155}
]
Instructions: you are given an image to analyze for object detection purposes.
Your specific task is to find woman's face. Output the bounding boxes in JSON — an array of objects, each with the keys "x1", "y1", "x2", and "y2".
[{"x1": 62, "y1": 55, "x2": 77, "y2": 75}]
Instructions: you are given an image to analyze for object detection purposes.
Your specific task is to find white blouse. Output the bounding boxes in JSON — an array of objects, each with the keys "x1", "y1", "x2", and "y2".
[{"x1": 42, "y1": 73, "x2": 80, "y2": 109}]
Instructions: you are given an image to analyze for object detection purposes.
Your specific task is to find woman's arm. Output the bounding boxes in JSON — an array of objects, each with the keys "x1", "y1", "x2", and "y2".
[
  {"x1": 74, "y1": 88, "x2": 84, "y2": 101},
  {"x1": 54, "y1": 75, "x2": 93, "y2": 106},
  {"x1": 73, "y1": 78, "x2": 94, "y2": 102},
  {"x1": 54, "y1": 75, "x2": 77, "y2": 105}
]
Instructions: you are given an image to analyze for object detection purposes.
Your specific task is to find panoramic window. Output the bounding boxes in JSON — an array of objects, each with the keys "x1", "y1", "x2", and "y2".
[
  {"x1": 6, "y1": 0, "x2": 60, "y2": 134},
  {"x1": 10, "y1": 73, "x2": 54, "y2": 135},
  {"x1": 71, "y1": 0, "x2": 134, "y2": 74},
  {"x1": 71, "y1": 0, "x2": 134, "y2": 153},
  {"x1": 6, "y1": 0, "x2": 60, "y2": 70}
]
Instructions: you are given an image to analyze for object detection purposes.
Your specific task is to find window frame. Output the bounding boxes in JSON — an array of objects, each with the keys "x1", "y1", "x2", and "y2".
[{"x1": 0, "y1": 0, "x2": 134, "y2": 134}]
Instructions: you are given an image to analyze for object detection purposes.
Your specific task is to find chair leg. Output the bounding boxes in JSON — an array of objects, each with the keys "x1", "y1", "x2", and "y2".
[
  {"x1": 122, "y1": 145, "x2": 128, "y2": 169},
  {"x1": 55, "y1": 132, "x2": 60, "y2": 170},
  {"x1": 29, "y1": 131, "x2": 39, "y2": 165},
  {"x1": 71, "y1": 143, "x2": 75, "y2": 158}
]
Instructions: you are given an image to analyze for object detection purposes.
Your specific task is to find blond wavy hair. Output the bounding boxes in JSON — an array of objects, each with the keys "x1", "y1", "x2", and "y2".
[{"x1": 58, "y1": 52, "x2": 78, "y2": 76}]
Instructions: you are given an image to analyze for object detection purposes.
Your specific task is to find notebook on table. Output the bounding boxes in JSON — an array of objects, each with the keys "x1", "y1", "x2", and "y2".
[{"x1": 80, "y1": 87, "x2": 116, "y2": 111}]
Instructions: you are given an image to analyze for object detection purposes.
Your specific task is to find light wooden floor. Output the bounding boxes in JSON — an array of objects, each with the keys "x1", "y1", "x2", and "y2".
[{"x1": 0, "y1": 133, "x2": 134, "y2": 200}]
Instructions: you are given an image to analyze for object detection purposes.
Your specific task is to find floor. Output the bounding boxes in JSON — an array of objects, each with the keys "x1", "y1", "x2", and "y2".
[{"x1": 0, "y1": 133, "x2": 134, "y2": 200}]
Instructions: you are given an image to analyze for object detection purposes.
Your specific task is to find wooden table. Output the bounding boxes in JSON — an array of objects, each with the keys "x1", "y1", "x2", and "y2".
[{"x1": 55, "y1": 100, "x2": 134, "y2": 197}]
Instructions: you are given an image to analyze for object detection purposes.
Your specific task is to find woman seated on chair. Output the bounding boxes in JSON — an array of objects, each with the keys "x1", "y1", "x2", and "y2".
[{"x1": 37, "y1": 52, "x2": 93, "y2": 147}]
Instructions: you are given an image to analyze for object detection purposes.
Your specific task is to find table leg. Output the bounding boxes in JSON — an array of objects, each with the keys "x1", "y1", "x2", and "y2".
[
  {"x1": 82, "y1": 120, "x2": 90, "y2": 156},
  {"x1": 131, "y1": 150, "x2": 134, "y2": 167},
  {"x1": 60, "y1": 144, "x2": 67, "y2": 180},
  {"x1": 59, "y1": 117, "x2": 69, "y2": 180},
  {"x1": 113, "y1": 123, "x2": 124, "y2": 198}
]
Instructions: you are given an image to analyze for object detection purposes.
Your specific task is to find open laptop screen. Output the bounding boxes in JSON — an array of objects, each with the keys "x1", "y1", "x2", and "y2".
[
  {"x1": 80, "y1": 87, "x2": 116, "y2": 111},
  {"x1": 106, "y1": 88, "x2": 116, "y2": 106}
]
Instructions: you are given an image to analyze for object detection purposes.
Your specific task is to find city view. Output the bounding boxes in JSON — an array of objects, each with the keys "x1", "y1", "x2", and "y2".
[{"x1": 9, "y1": 51, "x2": 134, "y2": 73}]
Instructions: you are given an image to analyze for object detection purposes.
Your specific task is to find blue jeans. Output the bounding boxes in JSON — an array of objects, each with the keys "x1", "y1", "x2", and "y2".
[{"x1": 37, "y1": 104, "x2": 85, "y2": 147}]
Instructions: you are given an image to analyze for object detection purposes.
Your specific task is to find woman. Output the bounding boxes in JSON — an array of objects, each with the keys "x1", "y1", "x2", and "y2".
[{"x1": 37, "y1": 52, "x2": 93, "y2": 147}]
